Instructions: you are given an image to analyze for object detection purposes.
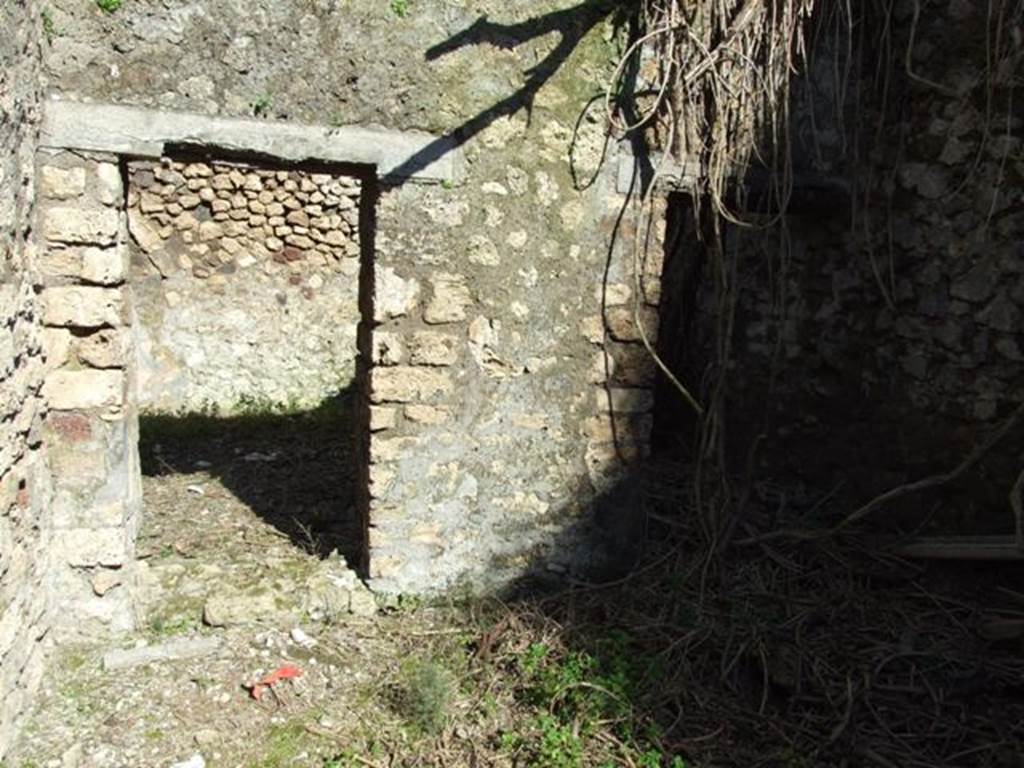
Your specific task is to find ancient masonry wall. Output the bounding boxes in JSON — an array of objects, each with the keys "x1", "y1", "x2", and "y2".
[
  {"x1": 127, "y1": 159, "x2": 363, "y2": 414},
  {"x1": 670, "y1": 2, "x2": 1023, "y2": 522},
  {"x1": 0, "y1": 2, "x2": 48, "y2": 756},
  {"x1": 34, "y1": 150, "x2": 140, "y2": 637},
  {"x1": 37, "y1": 0, "x2": 666, "y2": 592},
  {"x1": 363, "y1": 181, "x2": 662, "y2": 594}
]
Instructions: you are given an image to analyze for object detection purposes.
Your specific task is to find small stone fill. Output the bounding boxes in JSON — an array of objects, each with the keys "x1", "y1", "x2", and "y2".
[
  {"x1": 127, "y1": 160, "x2": 361, "y2": 282},
  {"x1": 126, "y1": 159, "x2": 364, "y2": 414}
]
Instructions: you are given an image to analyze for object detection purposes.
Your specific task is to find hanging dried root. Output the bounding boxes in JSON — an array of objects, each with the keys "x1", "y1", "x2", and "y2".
[{"x1": 606, "y1": 0, "x2": 817, "y2": 217}]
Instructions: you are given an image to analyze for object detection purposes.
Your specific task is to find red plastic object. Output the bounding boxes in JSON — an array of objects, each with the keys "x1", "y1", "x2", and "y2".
[{"x1": 247, "y1": 664, "x2": 304, "y2": 700}]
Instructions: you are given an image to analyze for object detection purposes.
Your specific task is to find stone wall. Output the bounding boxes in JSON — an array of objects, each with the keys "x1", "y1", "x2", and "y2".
[
  {"x1": 35, "y1": 149, "x2": 140, "y2": 636},
  {"x1": 659, "y1": 3, "x2": 1023, "y2": 528},
  {"x1": 127, "y1": 158, "x2": 362, "y2": 413},
  {"x1": 0, "y1": 1, "x2": 48, "y2": 756},
  {"x1": 364, "y1": 183, "x2": 661, "y2": 593},
  {"x1": 41, "y1": 0, "x2": 659, "y2": 591}
]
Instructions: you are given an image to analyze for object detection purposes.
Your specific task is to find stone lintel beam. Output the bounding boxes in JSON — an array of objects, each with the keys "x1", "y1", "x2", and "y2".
[{"x1": 41, "y1": 100, "x2": 462, "y2": 184}]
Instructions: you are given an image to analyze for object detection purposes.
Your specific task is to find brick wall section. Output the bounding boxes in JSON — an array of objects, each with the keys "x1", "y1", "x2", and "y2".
[
  {"x1": 127, "y1": 159, "x2": 362, "y2": 413},
  {"x1": 35, "y1": 150, "x2": 140, "y2": 637},
  {"x1": 0, "y1": 1, "x2": 48, "y2": 757}
]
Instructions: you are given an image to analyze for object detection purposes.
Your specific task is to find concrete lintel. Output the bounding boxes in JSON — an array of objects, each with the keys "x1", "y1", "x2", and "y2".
[{"x1": 41, "y1": 100, "x2": 461, "y2": 183}]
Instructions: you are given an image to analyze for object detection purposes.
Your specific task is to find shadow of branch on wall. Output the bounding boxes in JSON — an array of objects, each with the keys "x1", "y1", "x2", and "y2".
[
  {"x1": 136, "y1": 386, "x2": 363, "y2": 569},
  {"x1": 383, "y1": 0, "x2": 632, "y2": 184}
]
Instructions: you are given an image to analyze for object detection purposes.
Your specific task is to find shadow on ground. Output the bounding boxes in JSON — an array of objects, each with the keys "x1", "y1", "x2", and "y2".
[
  {"x1": 137, "y1": 385, "x2": 363, "y2": 568},
  {"x1": 477, "y1": 452, "x2": 1024, "y2": 767}
]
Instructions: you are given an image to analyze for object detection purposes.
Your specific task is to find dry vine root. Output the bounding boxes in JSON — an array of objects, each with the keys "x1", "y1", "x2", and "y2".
[
  {"x1": 606, "y1": 0, "x2": 817, "y2": 218},
  {"x1": 604, "y1": 0, "x2": 1024, "y2": 544},
  {"x1": 603, "y1": 0, "x2": 819, "y2": 543}
]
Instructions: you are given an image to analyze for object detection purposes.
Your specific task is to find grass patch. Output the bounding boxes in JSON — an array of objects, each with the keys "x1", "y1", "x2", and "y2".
[
  {"x1": 41, "y1": 9, "x2": 57, "y2": 42},
  {"x1": 392, "y1": 657, "x2": 455, "y2": 734},
  {"x1": 255, "y1": 716, "x2": 331, "y2": 768},
  {"x1": 319, "y1": 601, "x2": 683, "y2": 768},
  {"x1": 251, "y1": 94, "x2": 273, "y2": 118}
]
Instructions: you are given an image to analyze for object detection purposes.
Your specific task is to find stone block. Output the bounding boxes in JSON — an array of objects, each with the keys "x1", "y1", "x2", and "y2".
[
  {"x1": 409, "y1": 331, "x2": 458, "y2": 366},
  {"x1": 95, "y1": 162, "x2": 122, "y2": 206},
  {"x1": 40, "y1": 166, "x2": 86, "y2": 200},
  {"x1": 594, "y1": 387, "x2": 654, "y2": 414},
  {"x1": 371, "y1": 366, "x2": 452, "y2": 403},
  {"x1": 198, "y1": 221, "x2": 223, "y2": 241},
  {"x1": 44, "y1": 206, "x2": 119, "y2": 245},
  {"x1": 978, "y1": 293, "x2": 1020, "y2": 332},
  {"x1": 81, "y1": 246, "x2": 127, "y2": 285},
  {"x1": 184, "y1": 163, "x2": 213, "y2": 178},
  {"x1": 372, "y1": 332, "x2": 405, "y2": 365},
  {"x1": 47, "y1": 411, "x2": 94, "y2": 443},
  {"x1": 44, "y1": 369, "x2": 123, "y2": 410},
  {"x1": 467, "y1": 234, "x2": 500, "y2": 266},
  {"x1": 606, "y1": 306, "x2": 659, "y2": 343},
  {"x1": 53, "y1": 498, "x2": 127, "y2": 530},
  {"x1": 41, "y1": 328, "x2": 73, "y2": 371},
  {"x1": 370, "y1": 436, "x2": 420, "y2": 463},
  {"x1": 348, "y1": 586, "x2": 378, "y2": 617},
  {"x1": 103, "y1": 637, "x2": 221, "y2": 671},
  {"x1": 579, "y1": 315, "x2": 605, "y2": 344},
  {"x1": 43, "y1": 286, "x2": 124, "y2": 328},
  {"x1": 423, "y1": 273, "x2": 472, "y2": 324},
  {"x1": 76, "y1": 328, "x2": 128, "y2": 368},
  {"x1": 582, "y1": 412, "x2": 654, "y2": 443},
  {"x1": 374, "y1": 266, "x2": 420, "y2": 321},
  {"x1": 595, "y1": 282, "x2": 632, "y2": 306},
  {"x1": 39, "y1": 246, "x2": 82, "y2": 280},
  {"x1": 369, "y1": 405, "x2": 397, "y2": 431},
  {"x1": 606, "y1": 343, "x2": 658, "y2": 386},
  {"x1": 369, "y1": 464, "x2": 396, "y2": 496},
  {"x1": 404, "y1": 404, "x2": 450, "y2": 425},
  {"x1": 585, "y1": 441, "x2": 646, "y2": 491},
  {"x1": 128, "y1": 207, "x2": 163, "y2": 255},
  {"x1": 63, "y1": 527, "x2": 127, "y2": 567},
  {"x1": 368, "y1": 553, "x2": 403, "y2": 581},
  {"x1": 47, "y1": 448, "x2": 107, "y2": 489}
]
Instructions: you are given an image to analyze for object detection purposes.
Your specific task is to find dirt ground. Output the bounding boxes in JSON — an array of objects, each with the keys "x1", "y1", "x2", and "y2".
[
  {"x1": 8, "y1": 405, "x2": 406, "y2": 768},
  {"x1": 10, "y1": 408, "x2": 1024, "y2": 768}
]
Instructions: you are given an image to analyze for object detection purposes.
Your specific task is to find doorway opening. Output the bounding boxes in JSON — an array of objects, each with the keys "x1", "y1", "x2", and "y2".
[{"x1": 124, "y1": 152, "x2": 376, "y2": 628}]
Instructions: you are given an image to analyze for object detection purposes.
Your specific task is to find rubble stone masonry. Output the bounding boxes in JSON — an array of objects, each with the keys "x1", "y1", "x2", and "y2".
[
  {"x1": 127, "y1": 159, "x2": 363, "y2": 413},
  {"x1": 0, "y1": 1, "x2": 49, "y2": 756}
]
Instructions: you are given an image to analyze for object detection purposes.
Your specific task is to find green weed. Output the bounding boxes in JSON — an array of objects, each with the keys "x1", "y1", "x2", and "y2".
[
  {"x1": 251, "y1": 94, "x2": 273, "y2": 118},
  {"x1": 502, "y1": 632, "x2": 680, "y2": 767},
  {"x1": 146, "y1": 614, "x2": 193, "y2": 637},
  {"x1": 41, "y1": 9, "x2": 57, "y2": 43},
  {"x1": 393, "y1": 658, "x2": 453, "y2": 734},
  {"x1": 95, "y1": 0, "x2": 122, "y2": 13},
  {"x1": 390, "y1": 0, "x2": 409, "y2": 18},
  {"x1": 256, "y1": 717, "x2": 330, "y2": 768}
]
